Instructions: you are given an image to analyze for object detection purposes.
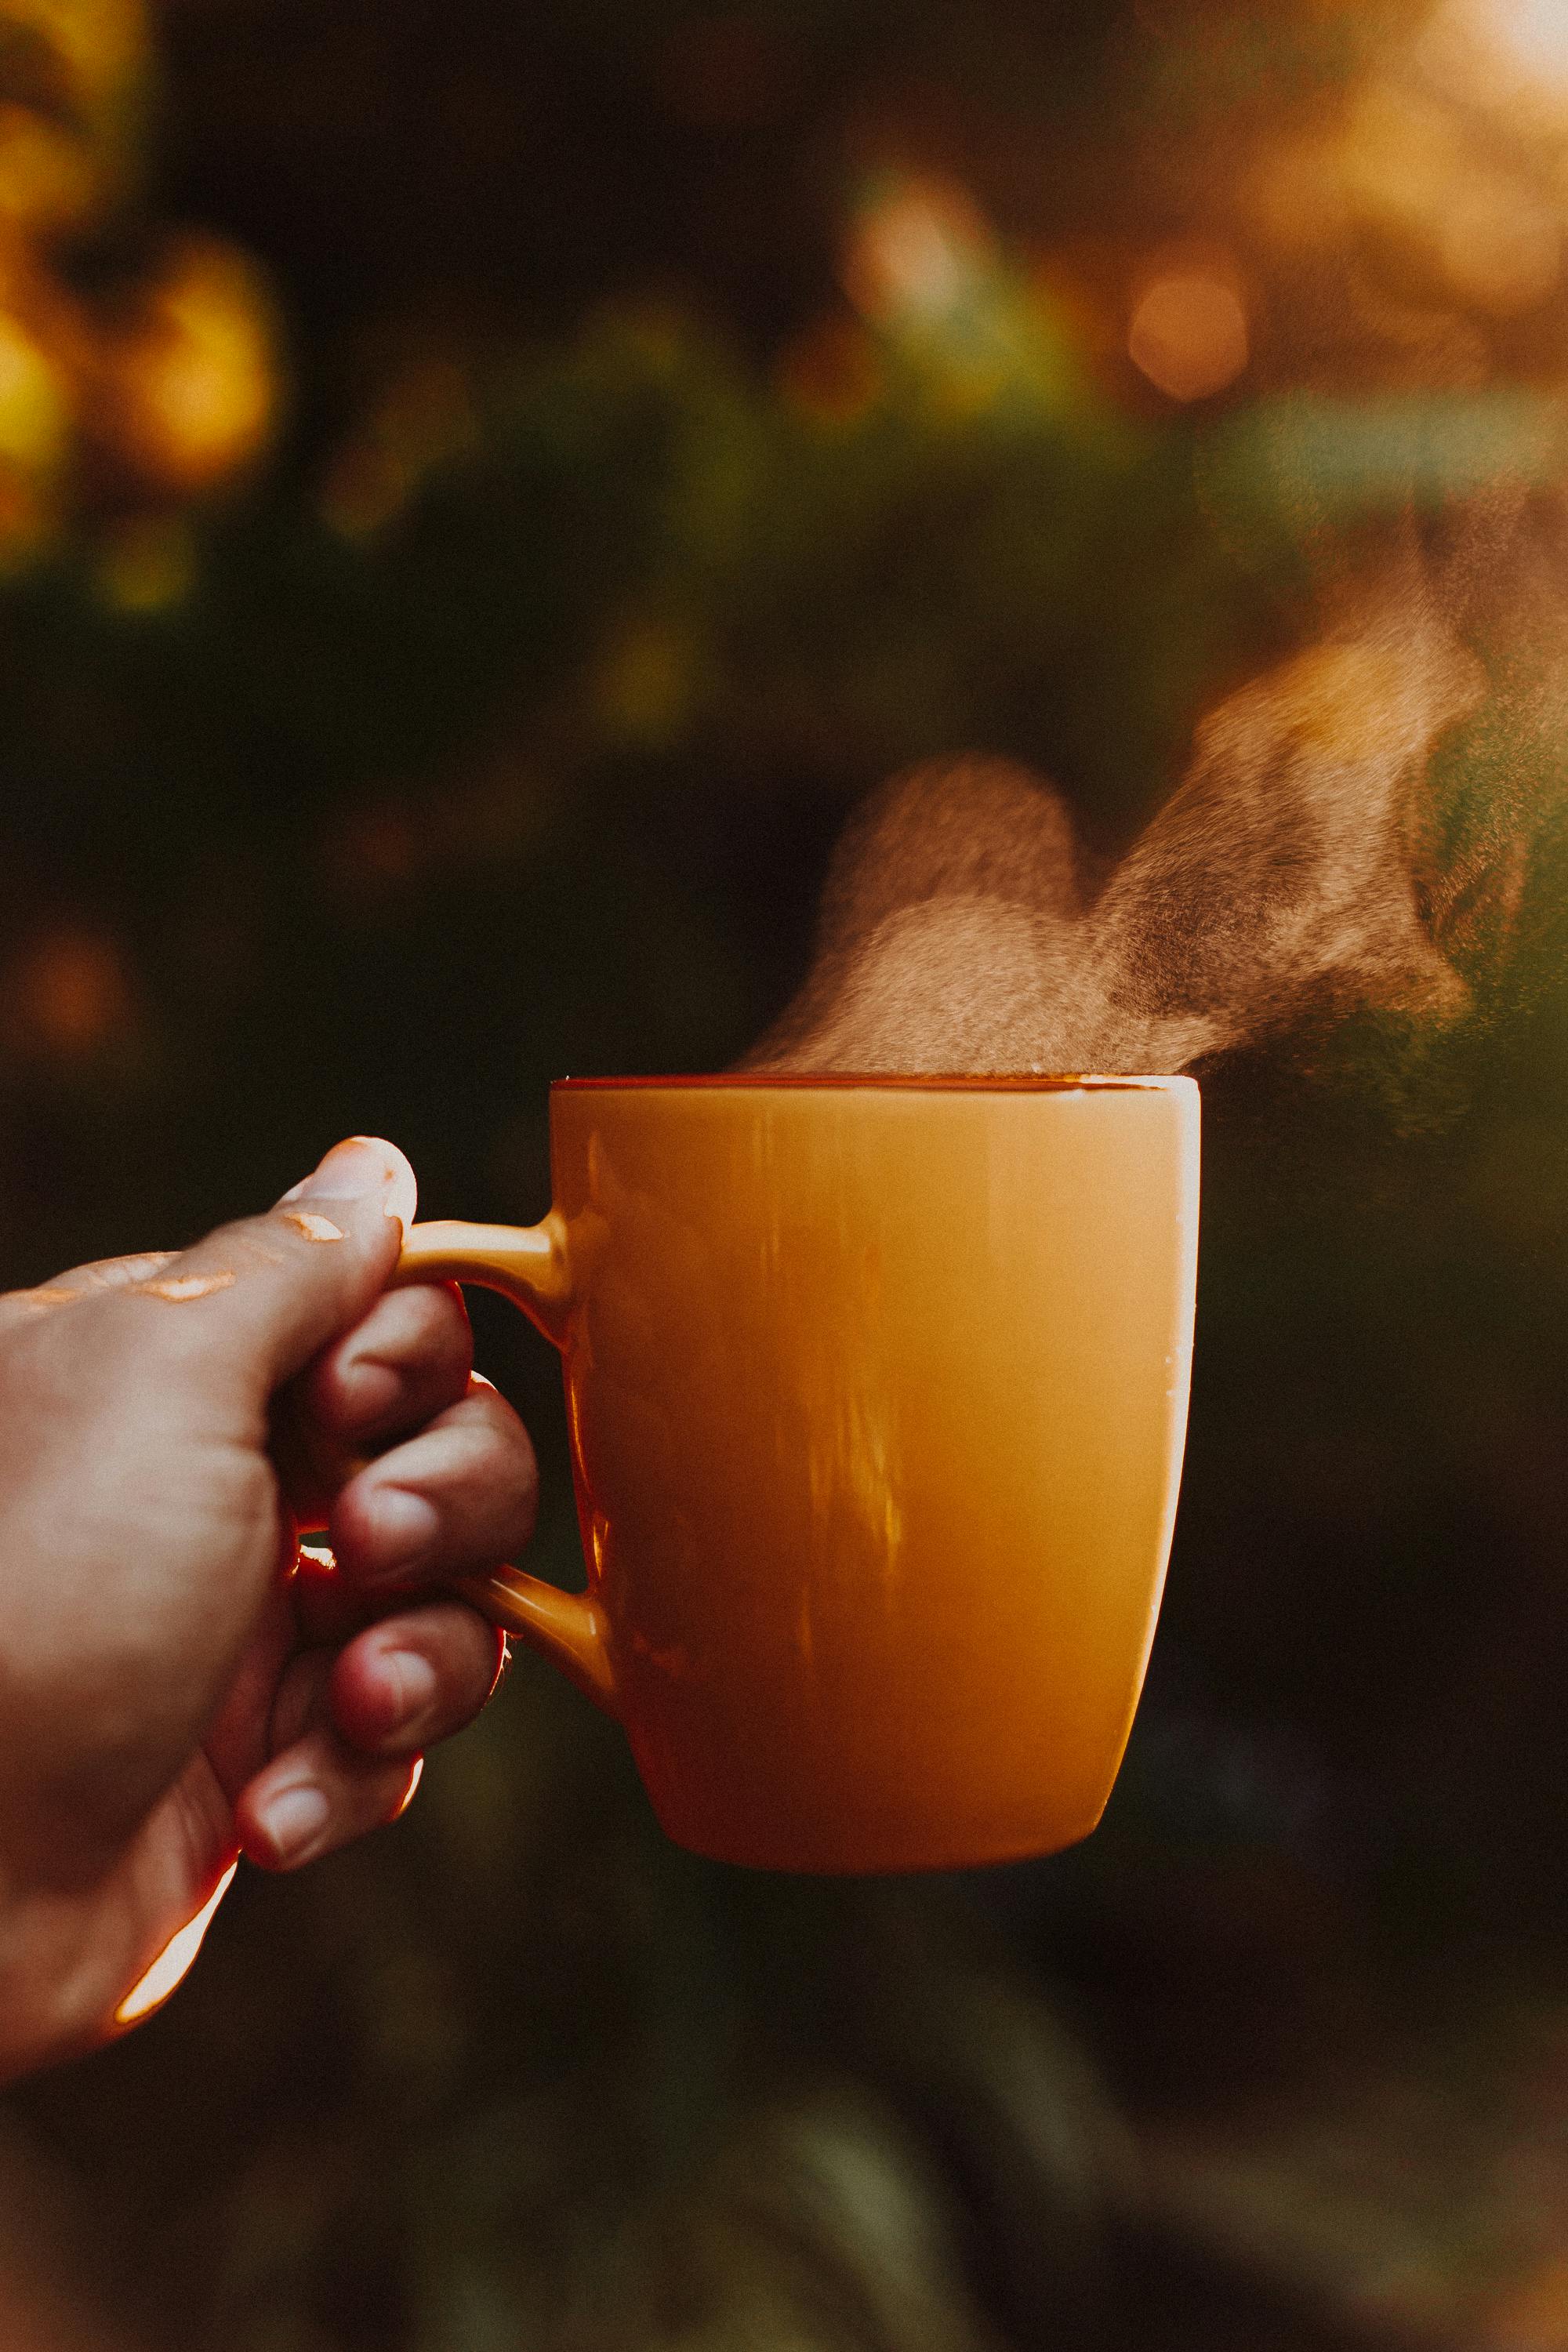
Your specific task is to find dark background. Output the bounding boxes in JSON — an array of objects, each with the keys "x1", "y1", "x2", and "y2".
[{"x1": 1, "y1": 2, "x2": 1566, "y2": 2344}]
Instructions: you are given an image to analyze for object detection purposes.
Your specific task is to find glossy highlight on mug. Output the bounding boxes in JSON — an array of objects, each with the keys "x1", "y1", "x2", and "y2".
[{"x1": 396, "y1": 1074, "x2": 1200, "y2": 1873}]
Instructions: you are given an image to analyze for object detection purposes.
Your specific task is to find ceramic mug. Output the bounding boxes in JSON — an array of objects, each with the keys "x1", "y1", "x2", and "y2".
[{"x1": 396, "y1": 1074, "x2": 1200, "y2": 1873}]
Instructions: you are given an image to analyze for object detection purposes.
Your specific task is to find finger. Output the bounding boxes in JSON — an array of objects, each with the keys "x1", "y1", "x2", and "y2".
[
  {"x1": 302, "y1": 1278, "x2": 473, "y2": 1443},
  {"x1": 268, "y1": 1644, "x2": 336, "y2": 1755},
  {"x1": 288, "y1": 1541, "x2": 372, "y2": 1648},
  {"x1": 236, "y1": 1724, "x2": 422, "y2": 1872},
  {"x1": 200, "y1": 1581, "x2": 300, "y2": 1805},
  {"x1": 8, "y1": 1755, "x2": 241, "y2": 2073},
  {"x1": 328, "y1": 1376, "x2": 539, "y2": 1594},
  {"x1": 0, "y1": 1251, "x2": 180, "y2": 1334},
  {"x1": 327, "y1": 1600, "x2": 504, "y2": 1758},
  {"x1": 106, "y1": 1138, "x2": 419, "y2": 1406}
]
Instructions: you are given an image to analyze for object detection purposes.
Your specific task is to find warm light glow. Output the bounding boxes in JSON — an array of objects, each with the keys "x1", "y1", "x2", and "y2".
[
  {"x1": 1418, "y1": 0, "x2": 1568, "y2": 104},
  {"x1": 1439, "y1": 179, "x2": 1560, "y2": 313},
  {"x1": 0, "y1": 107, "x2": 99, "y2": 234},
  {"x1": 0, "y1": 0, "x2": 144, "y2": 232},
  {"x1": 1338, "y1": 82, "x2": 1466, "y2": 240},
  {"x1": 1466, "y1": 0, "x2": 1568, "y2": 89},
  {"x1": 100, "y1": 238, "x2": 278, "y2": 495},
  {"x1": 114, "y1": 1860, "x2": 238, "y2": 2026},
  {"x1": 1508, "y1": 0, "x2": 1568, "y2": 82},
  {"x1": 6, "y1": 926, "x2": 136, "y2": 1056},
  {"x1": 35, "y1": 0, "x2": 147, "y2": 106},
  {"x1": 1330, "y1": 68, "x2": 1564, "y2": 311},
  {"x1": 1128, "y1": 270, "x2": 1249, "y2": 402},
  {"x1": 0, "y1": 314, "x2": 67, "y2": 471},
  {"x1": 843, "y1": 176, "x2": 994, "y2": 326}
]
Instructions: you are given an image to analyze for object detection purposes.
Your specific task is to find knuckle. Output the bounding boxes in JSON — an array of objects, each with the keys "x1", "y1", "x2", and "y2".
[
  {"x1": 452, "y1": 1409, "x2": 539, "y2": 1519},
  {"x1": 343, "y1": 1280, "x2": 470, "y2": 1377},
  {"x1": 421, "y1": 1278, "x2": 472, "y2": 1340},
  {"x1": 467, "y1": 1378, "x2": 538, "y2": 1462},
  {"x1": 404, "y1": 1283, "x2": 474, "y2": 1375},
  {"x1": 445, "y1": 1600, "x2": 504, "y2": 1679},
  {"x1": 212, "y1": 1209, "x2": 296, "y2": 1261}
]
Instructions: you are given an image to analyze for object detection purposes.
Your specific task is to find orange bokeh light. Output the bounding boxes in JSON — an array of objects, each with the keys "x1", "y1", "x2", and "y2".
[
  {"x1": 96, "y1": 237, "x2": 278, "y2": 496},
  {"x1": 1127, "y1": 267, "x2": 1250, "y2": 402},
  {"x1": 5, "y1": 925, "x2": 136, "y2": 1058}
]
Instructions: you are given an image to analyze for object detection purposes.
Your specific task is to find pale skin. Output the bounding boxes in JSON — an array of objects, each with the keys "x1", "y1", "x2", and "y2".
[{"x1": 0, "y1": 1135, "x2": 539, "y2": 2082}]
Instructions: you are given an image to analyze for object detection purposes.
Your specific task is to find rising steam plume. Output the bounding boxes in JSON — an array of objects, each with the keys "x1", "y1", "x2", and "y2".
[{"x1": 746, "y1": 550, "x2": 1501, "y2": 1078}]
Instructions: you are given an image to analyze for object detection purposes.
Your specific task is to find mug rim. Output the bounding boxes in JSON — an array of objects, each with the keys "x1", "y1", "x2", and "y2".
[{"x1": 553, "y1": 1072, "x2": 1197, "y2": 1094}]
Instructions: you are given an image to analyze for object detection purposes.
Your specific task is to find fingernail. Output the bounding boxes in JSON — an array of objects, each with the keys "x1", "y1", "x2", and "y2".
[
  {"x1": 389, "y1": 1650, "x2": 441, "y2": 1740},
  {"x1": 363, "y1": 1487, "x2": 441, "y2": 1581},
  {"x1": 255, "y1": 1781, "x2": 331, "y2": 1866},
  {"x1": 280, "y1": 1138, "x2": 416, "y2": 1233}
]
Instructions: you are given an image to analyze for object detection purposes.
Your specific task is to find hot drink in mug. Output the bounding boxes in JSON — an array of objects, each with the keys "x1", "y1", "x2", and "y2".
[{"x1": 397, "y1": 1074, "x2": 1199, "y2": 1874}]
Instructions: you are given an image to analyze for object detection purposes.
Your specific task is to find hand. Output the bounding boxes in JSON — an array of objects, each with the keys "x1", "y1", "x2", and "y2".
[{"x1": 0, "y1": 1137, "x2": 538, "y2": 2081}]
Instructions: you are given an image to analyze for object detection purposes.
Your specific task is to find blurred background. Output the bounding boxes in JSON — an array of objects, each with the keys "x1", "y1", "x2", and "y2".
[{"x1": 2, "y1": 0, "x2": 1568, "y2": 2343}]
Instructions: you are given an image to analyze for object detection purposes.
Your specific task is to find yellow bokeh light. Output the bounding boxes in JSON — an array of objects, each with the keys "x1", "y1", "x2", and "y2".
[
  {"x1": 114, "y1": 1860, "x2": 238, "y2": 2027},
  {"x1": 0, "y1": 104, "x2": 97, "y2": 233},
  {"x1": 0, "y1": 313, "x2": 67, "y2": 471},
  {"x1": 16, "y1": 0, "x2": 147, "y2": 104},
  {"x1": 0, "y1": 1, "x2": 147, "y2": 233},
  {"x1": 1128, "y1": 269, "x2": 1249, "y2": 402},
  {"x1": 98, "y1": 237, "x2": 278, "y2": 495}
]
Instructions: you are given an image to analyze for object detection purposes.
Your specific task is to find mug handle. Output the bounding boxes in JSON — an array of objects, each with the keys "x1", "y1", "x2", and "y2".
[{"x1": 384, "y1": 1216, "x2": 617, "y2": 1715}]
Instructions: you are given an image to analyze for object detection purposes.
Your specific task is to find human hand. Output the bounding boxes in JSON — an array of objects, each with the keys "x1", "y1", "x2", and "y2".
[{"x1": 0, "y1": 1137, "x2": 537, "y2": 2080}]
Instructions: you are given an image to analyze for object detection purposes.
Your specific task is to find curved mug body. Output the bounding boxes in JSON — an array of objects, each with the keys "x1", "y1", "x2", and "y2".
[{"x1": 399, "y1": 1073, "x2": 1200, "y2": 1874}]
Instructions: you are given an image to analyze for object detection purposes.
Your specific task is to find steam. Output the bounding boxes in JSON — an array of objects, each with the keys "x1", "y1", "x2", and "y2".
[{"x1": 746, "y1": 579, "x2": 1490, "y2": 1078}]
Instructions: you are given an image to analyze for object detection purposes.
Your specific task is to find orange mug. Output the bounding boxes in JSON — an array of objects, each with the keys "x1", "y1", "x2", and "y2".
[{"x1": 397, "y1": 1074, "x2": 1200, "y2": 1873}]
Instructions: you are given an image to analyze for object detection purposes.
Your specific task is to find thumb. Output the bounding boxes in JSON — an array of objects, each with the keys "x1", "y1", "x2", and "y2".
[{"x1": 131, "y1": 1138, "x2": 419, "y2": 1403}]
